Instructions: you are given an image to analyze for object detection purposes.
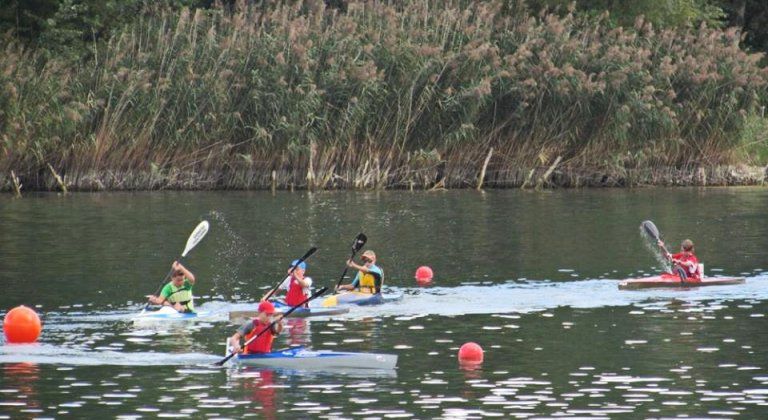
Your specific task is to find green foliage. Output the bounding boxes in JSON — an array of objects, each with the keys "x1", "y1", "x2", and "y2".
[{"x1": 1, "y1": 0, "x2": 767, "y2": 189}]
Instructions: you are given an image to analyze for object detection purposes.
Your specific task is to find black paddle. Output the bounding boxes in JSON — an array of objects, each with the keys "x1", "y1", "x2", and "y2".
[
  {"x1": 334, "y1": 233, "x2": 367, "y2": 292},
  {"x1": 216, "y1": 286, "x2": 328, "y2": 366},
  {"x1": 262, "y1": 247, "x2": 318, "y2": 302},
  {"x1": 641, "y1": 220, "x2": 686, "y2": 283},
  {"x1": 142, "y1": 220, "x2": 210, "y2": 312}
]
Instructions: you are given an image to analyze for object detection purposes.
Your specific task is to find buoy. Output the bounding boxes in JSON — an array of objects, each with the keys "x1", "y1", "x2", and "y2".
[
  {"x1": 3, "y1": 305, "x2": 42, "y2": 343},
  {"x1": 415, "y1": 266, "x2": 434, "y2": 283},
  {"x1": 458, "y1": 342, "x2": 483, "y2": 363}
]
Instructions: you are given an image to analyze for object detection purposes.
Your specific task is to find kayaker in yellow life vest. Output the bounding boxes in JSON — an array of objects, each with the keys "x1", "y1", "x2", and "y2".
[
  {"x1": 336, "y1": 250, "x2": 384, "y2": 294},
  {"x1": 146, "y1": 261, "x2": 196, "y2": 312}
]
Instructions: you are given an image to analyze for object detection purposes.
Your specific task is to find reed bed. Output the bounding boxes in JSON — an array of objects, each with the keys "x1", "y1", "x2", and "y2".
[{"x1": 1, "y1": 0, "x2": 767, "y2": 191}]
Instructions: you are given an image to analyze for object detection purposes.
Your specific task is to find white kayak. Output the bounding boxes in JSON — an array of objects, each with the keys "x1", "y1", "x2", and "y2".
[
  {"x1": 132, "y1": 306, "x2": 213, "y2": 321},
  {"x1": 231, "y1": 346, "x2": 397, "y2": 370}
]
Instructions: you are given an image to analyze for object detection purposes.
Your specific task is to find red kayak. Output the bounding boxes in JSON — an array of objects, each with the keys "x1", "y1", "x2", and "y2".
[{"x1": 618, "y1": 273, "x2": 745, "y2": 290}]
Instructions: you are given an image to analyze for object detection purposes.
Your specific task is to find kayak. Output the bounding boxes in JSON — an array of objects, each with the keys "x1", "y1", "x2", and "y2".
[
  {"x1": 618, "y1": 273, "x2": 745, "y2": 290},
  {"x1": 231, "y1": 346, "x2": 397, "y2": 370},
  {"x1": 321, "y1": 291, "x2": 403, "y2": 307},
  {"x1": 229, "y1": 300, "x2": 350, "y2": 321},
  {"x1": 132, "y1": 306, "x2": 213, "y2": 321}
]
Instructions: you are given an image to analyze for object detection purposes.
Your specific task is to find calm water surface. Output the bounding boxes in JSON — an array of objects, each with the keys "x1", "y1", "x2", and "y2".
[{"x1": 1, "y1": 188, "x2": 767, "y2": 418}]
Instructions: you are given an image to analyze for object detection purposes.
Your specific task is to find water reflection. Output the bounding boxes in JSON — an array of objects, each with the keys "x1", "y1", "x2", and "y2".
[{"x1": 0, "y1": 363, "x2": 40, "y2": 416}]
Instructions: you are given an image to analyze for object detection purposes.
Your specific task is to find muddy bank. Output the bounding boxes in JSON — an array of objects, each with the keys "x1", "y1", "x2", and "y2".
[{"x1": 2, "y1": 164, "x2": 766, "y2": 193}]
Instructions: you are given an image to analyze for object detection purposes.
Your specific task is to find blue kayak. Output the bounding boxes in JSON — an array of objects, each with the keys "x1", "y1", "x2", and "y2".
[
  {"x1": 232, "y1": 346, "x2": 397, "y2": 370},
  {"x1": 228, "y1": 300, "x2": 349, "y2": 321}
]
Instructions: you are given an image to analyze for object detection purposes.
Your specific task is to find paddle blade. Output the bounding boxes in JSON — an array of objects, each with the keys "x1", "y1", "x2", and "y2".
[
  {"x1": 640, "y1": 220, "x2": 660, "y2": 241},
  {"x1": 352, "y1": 233, "x2": 367, "y2": 253},
  {"x1": 182, "y1": 221, "x2": 210, "y2": 257}
]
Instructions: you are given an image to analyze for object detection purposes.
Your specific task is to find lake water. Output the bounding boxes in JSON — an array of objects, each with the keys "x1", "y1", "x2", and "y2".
[{"x1": 1, "y1": 188, "x2": 767, "y2": 418}]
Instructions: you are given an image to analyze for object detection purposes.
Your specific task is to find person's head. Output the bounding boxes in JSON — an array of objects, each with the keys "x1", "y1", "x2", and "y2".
[
  {"x1": 289, "y1": 259, "x2": 307, "y2": 275},
  {"x1": 257, "y1": 300, "x2": 275, "y2": 321},
  {"x1": 171, "y1": 270, "x2": 185, "y2": 285},
  {"x1": 361, "y1": 250, "x2": 376, "y2": 265},
  {"x1": 681, "y1": 239, "x2": 694, "y2": 252}
]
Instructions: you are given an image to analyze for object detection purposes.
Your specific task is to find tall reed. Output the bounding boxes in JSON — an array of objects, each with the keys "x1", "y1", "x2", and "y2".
[{"x1": 1, "y1": 0, "x2": 766, "y2": 190}]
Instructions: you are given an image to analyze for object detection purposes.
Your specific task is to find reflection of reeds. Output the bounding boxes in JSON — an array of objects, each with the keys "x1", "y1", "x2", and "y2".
[{"x1": 1, "y1": 1, "x2": 767, "y2": 191}]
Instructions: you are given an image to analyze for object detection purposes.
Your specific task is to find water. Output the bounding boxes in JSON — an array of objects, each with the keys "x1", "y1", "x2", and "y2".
[{"x1": 1, "y1": 188, "x2": 767, "y2": 418}]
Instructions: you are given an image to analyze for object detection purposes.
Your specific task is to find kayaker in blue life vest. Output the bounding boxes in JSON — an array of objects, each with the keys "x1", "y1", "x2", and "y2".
[
  {"x1": 228, "y1": 301, "x2": 284, "y2": 354},
  {"x1": 336, "y1": 250, "x2": 384, "y2": 294},
  {"x1": 146, "y1": 261, "x2": 196, "y2": 312}
]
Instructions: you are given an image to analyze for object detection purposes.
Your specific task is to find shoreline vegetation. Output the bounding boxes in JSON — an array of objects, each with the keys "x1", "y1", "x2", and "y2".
[{"x1": 2, "y1": 1, "x2": 768, "y2": 193}]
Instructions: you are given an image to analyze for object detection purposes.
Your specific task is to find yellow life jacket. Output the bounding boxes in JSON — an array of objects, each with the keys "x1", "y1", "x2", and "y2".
[{"x1": 165, "y1": 280, "x2": 195, "y2": 311}]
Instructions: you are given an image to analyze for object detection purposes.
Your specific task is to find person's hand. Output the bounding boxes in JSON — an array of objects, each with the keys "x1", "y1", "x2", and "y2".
[
  {"x1": 172, "y1": 260, "x2": 181, "y2": 270},
  {"x1": 173, "y1": 302, "x2": 184, "y2": 312},
  {"x1": 657, "y1": 240, "x2": 665, "y2": 248},
  {"x1": 229, "y1": 342, "x2": 241, "y2": 354}
]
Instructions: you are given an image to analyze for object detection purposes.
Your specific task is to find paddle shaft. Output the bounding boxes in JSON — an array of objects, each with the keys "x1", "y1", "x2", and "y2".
[
  {"x1": 335, "y1": 233, "x2": 367, "y2": 291},
  {"x1": 217, "y1": 286, "x2": 328, "y2": 366},
  {"x1": 262, "y1": 247, "x2": 318, "y2": 302}
]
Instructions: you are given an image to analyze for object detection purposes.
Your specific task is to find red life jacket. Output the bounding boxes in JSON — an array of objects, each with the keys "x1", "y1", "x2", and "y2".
[
  {"x1": 285, "y1": 275, "x2": 307, "y2": 307},
  {"x1": 244, "y1": 319, "x2": 276, "y2": 354},
  {"x1": 672, "y1": 251, "x2": 701, "y2": 281}
]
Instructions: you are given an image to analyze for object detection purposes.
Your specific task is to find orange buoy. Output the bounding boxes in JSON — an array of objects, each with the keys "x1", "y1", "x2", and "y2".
[
  {"x1": 415, "y1": 266, "x2": 434, "y2": 283},
  {"x1": 458, "y1": 342, "x2": 483, "y2": 363},
  {"x1": 3, "y1": 306, "x2": 42, "y2": 343}
]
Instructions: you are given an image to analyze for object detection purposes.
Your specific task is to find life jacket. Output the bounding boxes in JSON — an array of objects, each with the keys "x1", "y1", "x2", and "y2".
[
  {"x1": 285, "y1": 275, "x2": 308, "y2": 307},
  {"x1": 672, "y1": 252, "x2": 701, "y2": 281},
  {"x1": 165, "y1": 280, "x2": 194, "y2": 311},
  {"x1": 244, "y1": 319, "x2": 276, "y2": 354},
  {"x1": 357, "y1": 266, "x2": 383, "y2": 294}
]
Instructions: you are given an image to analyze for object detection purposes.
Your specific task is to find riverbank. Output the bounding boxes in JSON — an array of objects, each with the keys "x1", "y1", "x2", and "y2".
[{"x1": 2, "y1": 162, "x2": 765, "y2": 192}]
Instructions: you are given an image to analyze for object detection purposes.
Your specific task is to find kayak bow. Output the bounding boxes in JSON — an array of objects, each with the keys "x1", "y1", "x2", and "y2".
[{"x1": 321, "y1": 291, "x2": 403, "y2": 307}]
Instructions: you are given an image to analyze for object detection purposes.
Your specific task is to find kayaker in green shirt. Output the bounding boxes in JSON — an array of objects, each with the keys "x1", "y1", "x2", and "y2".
[{"x1": 146, "y1": 261, "x2": 196, "y2": 312}]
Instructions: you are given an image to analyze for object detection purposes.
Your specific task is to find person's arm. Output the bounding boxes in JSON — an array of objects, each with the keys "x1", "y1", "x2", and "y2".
[
  {"x1": 229, "y1": 322, "x2": 254, "y2": 353},
  {"x1": 148, "y1": 283, "x2": 173, "y2": 305},
  {"x1": 262, "y1": 277, "x2": 290, "y2": 301},
  {"x1": 271, "y1": 318, "x2": 284, "y2": 335},
  {"x1": 174, "y1": 261, "x2": 196, "y2": 284}
]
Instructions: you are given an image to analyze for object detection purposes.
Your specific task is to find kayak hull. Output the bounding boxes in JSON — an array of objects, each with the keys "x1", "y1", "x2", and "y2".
[
  {"x1": 133, "y1": 306, "x2": 211, "y2": 321},
  {"x1": 619, "y1": 274, "x2": 745, "y2": 290},
  {"x1": 232, "y1": 347, "x2": 397, "y2": 370},
  {"x1": 321, "y1": 291, "x2": 403, "y2": 307},
  {"x1": 229, "y1": 301, "x2": 349, "y2": 321}
]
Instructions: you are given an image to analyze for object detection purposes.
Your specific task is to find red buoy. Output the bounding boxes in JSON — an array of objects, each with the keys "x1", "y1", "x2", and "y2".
[
  {"x1": 3, "y1": 306, "x2": 42, "y2": 343},
  {"x1": 415, "y1": 266, "x2": 434, "y2": 283},
  {"x1": 458, "y1": 342, "x2": 483, "y2": 363}
]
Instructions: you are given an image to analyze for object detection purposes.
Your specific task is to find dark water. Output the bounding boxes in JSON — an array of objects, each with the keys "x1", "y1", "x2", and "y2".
[{"x1": 1, "y1": 188, "x2": 767, "y2": 418}]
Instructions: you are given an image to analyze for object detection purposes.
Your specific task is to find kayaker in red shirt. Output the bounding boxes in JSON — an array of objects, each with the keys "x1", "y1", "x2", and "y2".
[
  {"x1": 228, "y1": 301, "x2": 283, "y2": 354},
  {"x1": 263, "y1": 260, "x2": 312, "y2": 307},
  {"x1": 658, "y1": 239, "x2": 701, "y2": 282}
]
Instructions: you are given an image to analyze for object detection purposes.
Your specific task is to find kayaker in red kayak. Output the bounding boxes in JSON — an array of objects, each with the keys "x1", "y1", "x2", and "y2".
[
  {"x1": 263, "y1": 260, "x2": 312, "y2": 307},
  {"x1": 658, "y1": 239, "x2": 701, "y2": 282},
  {"x1": 228, "y1": 301, "x2": 284, "y2": 354}
]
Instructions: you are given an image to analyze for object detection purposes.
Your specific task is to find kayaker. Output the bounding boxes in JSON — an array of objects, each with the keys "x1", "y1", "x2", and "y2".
[
  {"x1": 264, "y1": 260, "x2": 312, "y2": 307},
  {"x1": 658, "y1": 239, "x2": 701, "y2": 282},
  {"x1": 228, "y1": 301, "x2": 284, "y2": 354},
  {"x1": 336, "y1": 250, "x2": 384, "y2": 294},
  {"x1": 146, "y1": 261, "x2": 196, "y2": 312}
]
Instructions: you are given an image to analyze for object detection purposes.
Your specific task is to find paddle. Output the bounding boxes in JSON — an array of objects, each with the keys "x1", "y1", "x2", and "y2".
[
  {"x1": 261, "y1": 247, "x2": 318, "y2": 302},
  {"x1": 641, "y1": 220, "x2": 671, "y2": 257},
  {"x1": 641, "y1": 220, "x2": 686, "y2": 283},
  {"x1": 142, "y1": 220, "x2": 210, "y2": 312},
  {"x1": 334, "y1": 233, "x2": 367, "y2": 292},
  {"x1": 216, "y1": 286, "x2": 328, "y2": 366}
]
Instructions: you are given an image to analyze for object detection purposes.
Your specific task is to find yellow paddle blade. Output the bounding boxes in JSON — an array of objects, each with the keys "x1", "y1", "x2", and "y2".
[{"x1": 321, "y1": 295, "x2": 338, "y2": 307}]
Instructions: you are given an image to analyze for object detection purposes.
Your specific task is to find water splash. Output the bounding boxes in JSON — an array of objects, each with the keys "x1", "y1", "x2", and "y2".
[{"x1": 639, "y1": 224, "x2": 671, "y2": 272}]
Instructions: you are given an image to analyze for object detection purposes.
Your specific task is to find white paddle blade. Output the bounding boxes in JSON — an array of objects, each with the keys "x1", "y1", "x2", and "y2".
[{"x1": 182, "y1": 220, "x2": 210, "y2": 257}]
